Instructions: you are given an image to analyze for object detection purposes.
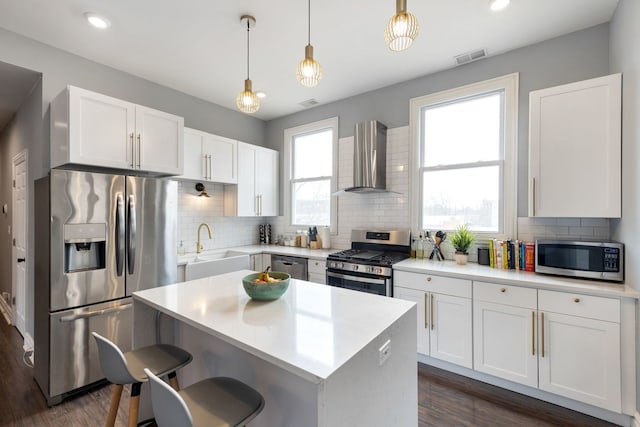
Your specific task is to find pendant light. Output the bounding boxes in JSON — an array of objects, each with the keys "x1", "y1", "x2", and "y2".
[
  {"x1": 384, "y1": 0, "x2": 419, "y2": 52},
  {"x1": 489, "y1": 0, "x2": 510, "y2": 11},
  {"x1": 236, "y1": 15, "x2": 260, "y2": 114},
  {"x1": 296, "y1": 0, "x2": 322, "y2": 87}
]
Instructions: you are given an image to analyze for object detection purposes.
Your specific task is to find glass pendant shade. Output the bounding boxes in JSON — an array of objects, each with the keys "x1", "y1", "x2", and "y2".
[
  {"x1": 385, "y1": 0, "x2": 419, "y2": 51},
  {"x1": 296, "y1": 44, "x2": 322, "y2": 87},
  {"x1": 236, "y1": 79, "x2": 260, "y2": 114}
]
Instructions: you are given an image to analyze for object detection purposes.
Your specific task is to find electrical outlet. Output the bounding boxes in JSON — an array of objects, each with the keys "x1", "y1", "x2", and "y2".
[{"x1": 378, "y1": 339, "x2": 391, "y2": 366}]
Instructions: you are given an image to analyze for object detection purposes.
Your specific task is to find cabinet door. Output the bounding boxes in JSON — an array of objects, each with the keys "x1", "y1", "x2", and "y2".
[
  {"x1": 538, "y1": 311, "x2": 621, "y2": 412},
  {"x1": 430, "y1": 293, "x2": 472, "y2": 369},
  {"x1": 203, "y1": 134, "x2": 237, "y2": 183},
  {"x1": 135, "y1": 105, "x2": 184, "y2": 175},
  {"x1": 394, "y1": 287, "x2": 428, "y2": 355},
  {"x1": 251, "y1": 254, "x2": 263, "y2": 272},
  {"x1": 256, "y1": 147, "x2": 278, "y2": 216},
  {"x1": 529, "y1": 73, "x2": 621, "y2": 217},
  {"x1": 236, "y1": 142, "x2": 258, "y2": 216},
  {"x1": 181, "y1": 128, "x2": 205, "y2": 180},
  {"x1": 68, "y1": 87, "x2": 135, "y2": 169},
  {"x1": 473, "y1": 300, "x2": 538, "y2": 387}
]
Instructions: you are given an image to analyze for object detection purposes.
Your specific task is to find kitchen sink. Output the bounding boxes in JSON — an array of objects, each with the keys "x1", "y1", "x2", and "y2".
[{"x1": 184, "y1": 251, "x2": 250, "y2": 281}]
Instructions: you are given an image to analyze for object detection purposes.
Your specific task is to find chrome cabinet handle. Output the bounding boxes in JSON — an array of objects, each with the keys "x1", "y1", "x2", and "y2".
[
  {"x1": 424, "y1": 293, "x2": 428, "y2": 329},
  {"x1": 532, "y1": 311, "x2": 535, "y2": 356},
  {"x1": 202, "y1": 155, "x2": 208, "y2": 179},
  {"x1": 574, "y1": 297, "x2": 581, "y2": 303},
  {"x1": 208, "y1": 155, "x2": 212, "y2": 180},
  {"x1": 500, "y1": 288, "x2": 506, "y2": 293},
  {"x1": 130, "y1": 133, "x2": 135, "y2": 168},
  {"x1": 532, "y1": 177, "x2": 536, "y2": 216},
  {"x1": 430, "y1": 293, "x2": 435, "y2": 330},
  {"x1": 136, "y1": 134, "x2": 141, "y2": 168}
]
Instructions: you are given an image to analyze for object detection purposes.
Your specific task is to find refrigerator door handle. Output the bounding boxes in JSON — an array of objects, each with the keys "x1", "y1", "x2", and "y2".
[
  {"x1": 127, "y1": 194, "x2": 137, "y2": 274},
  {"x1": 115, "y1": 193, "x2": 125, "y2": 276},
  {"x1": 58, "y1": 302, "x2": 133, "y2": 322}
]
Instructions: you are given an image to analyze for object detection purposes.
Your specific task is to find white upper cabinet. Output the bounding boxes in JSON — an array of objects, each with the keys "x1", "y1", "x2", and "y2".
[
  {"x1": 180, "y1": 128, "x2": 237, "y2": 183},
  {"x1": 51, "y1": 86, "x2": 183, "y2": 175},
  {"x1": 224, "y1": 141, "x2": 278, "y2": 217},
  {"x1": 528, "y1": 73, "x2": 621, "y2": 217}
]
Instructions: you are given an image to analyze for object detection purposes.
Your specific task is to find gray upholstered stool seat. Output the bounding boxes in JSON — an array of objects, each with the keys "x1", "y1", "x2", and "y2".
[
  {"x1": 145, "y1": 368, "x2": 265, "y2": 427},
  {"x1": 92, "y1": 332, "x2": 193, "y2": 427}
]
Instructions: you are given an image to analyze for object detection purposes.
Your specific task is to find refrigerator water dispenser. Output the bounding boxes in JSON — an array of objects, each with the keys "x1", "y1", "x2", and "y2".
[{"x1": 63, "y1": 223, "x2": 106, "y2": 273}]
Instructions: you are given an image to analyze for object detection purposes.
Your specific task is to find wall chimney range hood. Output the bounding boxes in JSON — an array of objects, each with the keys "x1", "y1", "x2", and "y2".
[{"x1": 342, "y1": 120, "x2": 388, "y2": 193}]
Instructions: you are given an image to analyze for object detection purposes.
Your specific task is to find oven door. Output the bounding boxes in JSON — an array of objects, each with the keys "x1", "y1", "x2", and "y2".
[{"x1": 326, "y1": 270, "x2": 391, "y2": 296}]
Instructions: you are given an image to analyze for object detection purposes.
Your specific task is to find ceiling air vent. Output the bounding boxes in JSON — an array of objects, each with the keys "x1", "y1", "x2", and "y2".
[
  {"x1": 299, "y1": 98, "x2": 320, "y2": 108},
  {"x1": 453, "y1": 48, "x2": 488, "y2": 66}
]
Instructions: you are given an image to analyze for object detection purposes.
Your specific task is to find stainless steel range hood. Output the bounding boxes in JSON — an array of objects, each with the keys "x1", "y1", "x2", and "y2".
[{"x1": 343, "y1": 120, "x2": 388, "y2": 193}]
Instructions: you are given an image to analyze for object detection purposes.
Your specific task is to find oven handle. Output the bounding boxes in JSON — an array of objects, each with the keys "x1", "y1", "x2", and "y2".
[{"x1": 326, "y1": 271, "x2": 388, "y2": 285}]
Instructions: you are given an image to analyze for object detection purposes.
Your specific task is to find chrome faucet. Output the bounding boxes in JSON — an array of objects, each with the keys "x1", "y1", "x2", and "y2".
[{"x1": 196, "y1": 223, "x2": 212, "y2": 253}]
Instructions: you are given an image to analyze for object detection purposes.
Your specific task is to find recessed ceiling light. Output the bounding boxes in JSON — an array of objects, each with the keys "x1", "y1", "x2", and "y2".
[
  {"x1": 84, "y1": 12, "x2": 111, "y2": 29},
  {"x1": 489, "y1": 0, "x2": 510, "y2": 11},
  {"x1": 256, "y1": 91, "x2": 266, "y2": 99}
]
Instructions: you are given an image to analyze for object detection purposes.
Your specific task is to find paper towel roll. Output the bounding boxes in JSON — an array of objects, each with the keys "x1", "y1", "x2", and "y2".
[{"x1": 318, "y1": 226, "x2": 331, "y2": 249}]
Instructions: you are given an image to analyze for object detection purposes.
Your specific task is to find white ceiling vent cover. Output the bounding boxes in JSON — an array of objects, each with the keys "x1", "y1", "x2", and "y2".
[
  {"x1": 454, "y1": 48, "x2": 488, "y2": 66},
  {"x1": 299, "y1": 98, "x2": 320, "y2": 108}
]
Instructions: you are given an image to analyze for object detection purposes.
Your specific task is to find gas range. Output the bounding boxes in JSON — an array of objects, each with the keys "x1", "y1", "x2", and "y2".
[{"x1": 326, "y1": 230, "x2": 411, "y2": 296}]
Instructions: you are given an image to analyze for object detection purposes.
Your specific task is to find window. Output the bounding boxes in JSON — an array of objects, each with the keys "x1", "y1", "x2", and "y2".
[
  {"x1": 410, "y1": 74, "x2": 518, "y2": 238},
  {"x1": 284, "y1": 117, "x2": 338, "y2": 231}
]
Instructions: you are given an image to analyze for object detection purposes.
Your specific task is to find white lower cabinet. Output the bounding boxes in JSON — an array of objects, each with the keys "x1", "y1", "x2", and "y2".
[
  {"x1": 473, "y1": 281, "x2": 622, "y2": 413},
  {"x1": 251, "y1": 253, "x2": 271, "y2": 272},
  {"x1": 307, "y1": 259, "x2": 326, "y2": 284},
  {"x1": 394, "y1": 271, "x2": 472, "y2": 369},
  {"x1": 473, "y1": 282, "x2": 538, "y2": 388},
  {"x1": 538, "y1": 290, "x2": 621, "y2": 412}
]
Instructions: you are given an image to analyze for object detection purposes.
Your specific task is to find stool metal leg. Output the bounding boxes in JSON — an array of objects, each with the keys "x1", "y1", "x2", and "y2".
[
  {"x1": 105, "y1": 384, "x2": 123, "y2": 427},
  {"x1": 128, "y1": 382, "x2": 142, "y2": 427},
  {"x1": 167, "y1": 371, "x2": 180, "y2": 391}
]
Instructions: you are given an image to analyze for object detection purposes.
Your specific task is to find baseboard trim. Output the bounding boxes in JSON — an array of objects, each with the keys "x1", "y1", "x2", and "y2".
[
  {"x1": 0, "y1": 296, "x2": 12, "y2": 325},
  {"x1": 632, "y1": 411, "x2": 640, "y2": 427}
]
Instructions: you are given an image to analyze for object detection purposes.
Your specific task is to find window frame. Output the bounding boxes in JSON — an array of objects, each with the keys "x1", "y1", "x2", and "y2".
[
  {"x1": 284, "y1": 117, "x2": 339, "y2": 234},
  {"x1": 409, "y1": 73, "x2": 519, "y2": 239}
]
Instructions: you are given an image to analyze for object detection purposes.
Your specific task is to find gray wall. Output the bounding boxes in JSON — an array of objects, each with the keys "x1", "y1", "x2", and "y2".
[
  {"x1": 609, "y1": 0, "x2": 640, "y2": 408},
  {"x1": 265, "y1": 24, "x2": 611, "y2": 217},
  {"x1": 0, "y1": 77, "x2": 42, "y2": 338}
]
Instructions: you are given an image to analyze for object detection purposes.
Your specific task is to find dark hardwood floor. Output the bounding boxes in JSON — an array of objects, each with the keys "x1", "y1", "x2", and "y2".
[{"x1": 1, "y1": 320, "x2": 616, "y2": 426}]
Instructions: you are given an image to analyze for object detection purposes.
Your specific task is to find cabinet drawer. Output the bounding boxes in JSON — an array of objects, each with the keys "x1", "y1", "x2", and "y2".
[
  {"x1": 394, "y1": 270, "x2": 471, "y2": 298},
  {"x1": 474, "y1": 281, "x2": 536, "y2": 309},
  {"x1": 308, "y1": 272, "x2": 326, "y2": 285},
  {"x1": 538, "y1": 290, "x2": 619, "y2": 322},
  {"x1": 308, "y1": 259, "x2": 326, "y2": 275}
]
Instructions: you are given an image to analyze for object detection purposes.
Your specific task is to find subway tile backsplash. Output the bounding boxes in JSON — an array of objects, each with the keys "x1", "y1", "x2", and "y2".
[{"x1": 176, "y1": 125, "x2": 611, "y2": 256}]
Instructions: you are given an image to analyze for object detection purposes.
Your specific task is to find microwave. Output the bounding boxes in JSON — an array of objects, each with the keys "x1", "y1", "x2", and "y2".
[{"x1": 535, "y1": 240, "x2": 624, "y2": 282}]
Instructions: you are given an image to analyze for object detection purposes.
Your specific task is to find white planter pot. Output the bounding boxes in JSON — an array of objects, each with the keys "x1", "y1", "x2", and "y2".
[{"x1": 454, "y1": 252, "x2": 469, "y2": 265}]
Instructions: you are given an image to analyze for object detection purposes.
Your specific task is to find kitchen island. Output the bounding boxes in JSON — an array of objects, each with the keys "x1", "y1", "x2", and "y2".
[{"x1": 133, "y1": 270, "x2": 417, "y2": 426}]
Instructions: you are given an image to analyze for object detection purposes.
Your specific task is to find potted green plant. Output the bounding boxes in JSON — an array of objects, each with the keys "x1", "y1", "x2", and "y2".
[{"x1": 450, "y1": 224, "x2": 476, "y2": 265}]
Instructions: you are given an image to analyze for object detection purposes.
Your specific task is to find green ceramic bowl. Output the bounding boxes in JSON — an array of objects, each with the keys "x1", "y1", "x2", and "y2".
[{"x1": 242, "y1": 272, "x2": 291, "y2": 300}]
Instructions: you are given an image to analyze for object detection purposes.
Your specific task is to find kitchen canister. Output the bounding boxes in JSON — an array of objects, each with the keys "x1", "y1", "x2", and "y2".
[{"x1": 318, "y1": 226, "x2": 331, "y2": 249}]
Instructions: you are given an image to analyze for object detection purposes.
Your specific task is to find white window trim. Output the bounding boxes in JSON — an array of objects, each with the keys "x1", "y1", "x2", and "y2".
[
  {"x1": 283, "y1": 116, "x2": 339, "y2": 234},
  {"x1": 409, "y1": 73, "x2": 519, "y2": 239}
]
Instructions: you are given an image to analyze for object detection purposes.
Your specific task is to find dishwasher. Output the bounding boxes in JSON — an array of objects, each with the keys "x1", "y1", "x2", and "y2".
[{"x1": 270, "y1": 254, "x2": 308, "y2": 280}]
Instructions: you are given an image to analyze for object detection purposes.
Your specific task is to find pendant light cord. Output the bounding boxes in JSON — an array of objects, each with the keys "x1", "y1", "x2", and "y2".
[
  {"x1": 307, "y1": 0, "x2": 311, "y2": 45},
  {"x1": 246, "y1": 19, "x2": 250, "y2": 80}
]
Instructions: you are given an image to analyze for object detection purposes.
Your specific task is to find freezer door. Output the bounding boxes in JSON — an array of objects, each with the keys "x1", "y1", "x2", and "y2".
[
  {"x1": 125, "y1": 176, "x2": 177, "y2": 294},
  {"x1": 49, "y1": 298, "x2": 132, "y2": 398},
  {"x1": 50, "y1": 170, "x2": 126, "y2": 311}
]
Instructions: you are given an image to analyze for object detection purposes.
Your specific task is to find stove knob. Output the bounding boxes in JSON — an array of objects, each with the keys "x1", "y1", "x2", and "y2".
[
  {"x1": 375, "y1": 267, "x2": 382, "y2": 274},
  {"x1": 353, "y1": 265, "x2": 359, "y2": 271}
]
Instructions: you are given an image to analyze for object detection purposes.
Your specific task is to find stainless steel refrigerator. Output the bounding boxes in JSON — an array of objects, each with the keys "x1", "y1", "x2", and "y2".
[{"x1": 34, "y1": 169, "x2": 177, "y2": 405}]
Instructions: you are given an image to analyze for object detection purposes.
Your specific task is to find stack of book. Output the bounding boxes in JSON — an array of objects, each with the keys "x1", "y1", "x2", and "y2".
[{"x1": 488, "y1": 240, "x2": 535, "y2": 271}]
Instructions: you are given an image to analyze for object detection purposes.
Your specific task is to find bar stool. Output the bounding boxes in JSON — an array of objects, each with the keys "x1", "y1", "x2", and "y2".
[
  {"x1": 92, "y1": 332, "x2": 193, "y2": 427},
  {"x1": 144, "y1": 368, "x2": 265, "y2": 427}
]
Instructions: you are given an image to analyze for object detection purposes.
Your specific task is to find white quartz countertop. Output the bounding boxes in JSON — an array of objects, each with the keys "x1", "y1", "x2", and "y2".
[
  {"x1": 178, "y1": 245, "x2": 335, "y2": 265},
  {"x1": 133, "y1": 270, "x2": 415, "y2": 383},
  {"x1": 394, "y1": 259, "x2": 639, "y2": 299}
]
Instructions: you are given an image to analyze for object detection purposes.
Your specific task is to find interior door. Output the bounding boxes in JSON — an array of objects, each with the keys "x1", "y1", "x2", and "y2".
[{"x1": 12, "y1": 151, "x2": 27, "y2": 335}]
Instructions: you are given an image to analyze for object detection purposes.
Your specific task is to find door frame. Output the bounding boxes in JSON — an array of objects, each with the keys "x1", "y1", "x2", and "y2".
[{"x1": 12, "y1": 149, "x2": 28, "y2": 337}]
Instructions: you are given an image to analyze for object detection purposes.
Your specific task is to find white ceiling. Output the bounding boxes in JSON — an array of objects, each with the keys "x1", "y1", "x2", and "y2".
[{"x1": 0, "y1": 0, "x2": 619, "y2": 121}]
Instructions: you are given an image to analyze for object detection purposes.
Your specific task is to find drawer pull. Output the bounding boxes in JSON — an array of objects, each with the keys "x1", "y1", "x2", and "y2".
[
  {"x1": 531, "y1": 311, "x2": 535, "y2": 356},
  {"x1": 541, "y1": 312, "x2": 545, "y2": 358},
  {"x1": 426, "y1": 277, "x2": 432, "y2": 282},
  {"x1": 574, "y1": 298, "x2": 580, "y2": 303},
  {"x1": 500, "y1": 288, "x2": 506, "y2": 293}
]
